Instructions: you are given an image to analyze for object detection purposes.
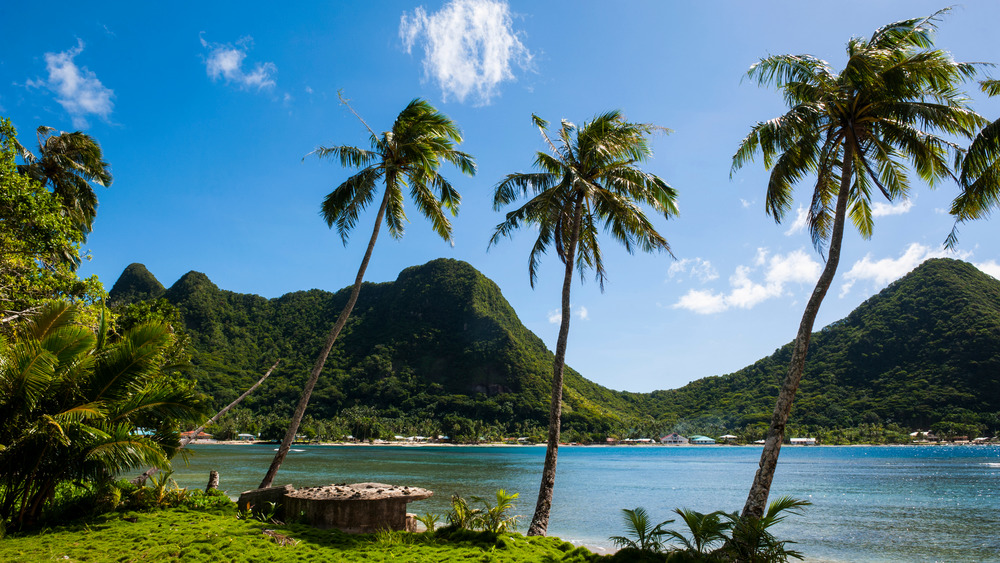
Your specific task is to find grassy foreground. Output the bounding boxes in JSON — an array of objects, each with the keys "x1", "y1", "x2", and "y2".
[{"x1": 0, "y1": 506, "x2": 600, "y2": 563}]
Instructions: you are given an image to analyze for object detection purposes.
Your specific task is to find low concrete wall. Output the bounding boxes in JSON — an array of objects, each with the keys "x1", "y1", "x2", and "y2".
[
  {"x1": 284, "y1": 496, "x2": 410, "y2": 533},
  {"x1": 237, "y1": 485, "x2": 294, "y2": 520}
]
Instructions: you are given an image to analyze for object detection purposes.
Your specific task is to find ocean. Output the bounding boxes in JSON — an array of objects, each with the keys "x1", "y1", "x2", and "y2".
[{"x1": 171, "y1": 444, "x2": 1000, "y2": 562}]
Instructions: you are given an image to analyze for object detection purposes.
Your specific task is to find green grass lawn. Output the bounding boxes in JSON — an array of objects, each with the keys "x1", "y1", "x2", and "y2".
[{"x1": 0, "y1": 506, "x2": 601, "y2": 562}]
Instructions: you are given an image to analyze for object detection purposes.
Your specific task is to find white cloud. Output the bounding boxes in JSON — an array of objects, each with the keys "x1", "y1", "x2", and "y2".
[
  {"x1": 785, "y1": 205, "x2": 808, "y2": 236},
  {"x1": 974, "y1": 260, "x2": 1000, "y2": 280},
  {"x1": 672, "y1": 249, "x2": 821, "y2": 314},
  {"x1": 673, "y1": 289, "x2": 727, "y2": 315},
  {"x1": 27, "y1": 40, "x2": 114, "y2": 128},
  {"x1": 871, "y1": 198, "x2": 913, "y2": 217},
  {"x1": 200, "y1": 34, "x2": 276, "y2": 90},
  {"x1": 740, "y1": 198, "x2": 753, "y2": 209},
  {"x1": 667, "y1": 258, "x2": 718, "y2": 283},
  {"x1": 400, "y1": 0, "x2": 532, "y2": 105},
  {"x1": 547, "y1": 306, "x2": 588, "y2": 323},
  {"x1": 839, "y1": 242, "x2": 971, "y2": 297}
]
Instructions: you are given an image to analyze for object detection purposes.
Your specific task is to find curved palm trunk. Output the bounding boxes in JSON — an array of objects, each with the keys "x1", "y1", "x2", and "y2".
[
  {"x1": 527, "y1": 198, "x2": 584, "y2": 536},
  {"x1": 258, "y1": 189, "x2": 390, "y2": 489},
  {"x1": 742, "y1": 142, "x2": 855, "y2": 518}
]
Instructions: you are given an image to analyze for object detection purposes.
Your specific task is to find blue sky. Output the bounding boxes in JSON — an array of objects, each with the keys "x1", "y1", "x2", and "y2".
[{"x1": 3, "y1": 1, "x2": 999, "y2": 392}]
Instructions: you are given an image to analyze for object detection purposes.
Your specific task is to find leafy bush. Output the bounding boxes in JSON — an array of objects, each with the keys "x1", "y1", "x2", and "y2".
[
  {"x1": 445, "y1": 490, "x2": 520, "y2": 533},
  {"x1": 610, "y1": 497, "x2": 810, "y2": 562}
]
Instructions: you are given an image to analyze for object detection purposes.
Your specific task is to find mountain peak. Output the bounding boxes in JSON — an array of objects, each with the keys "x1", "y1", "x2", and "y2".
[{"x1": 108, "y1": 263, "x2": 165, "y2": 305}]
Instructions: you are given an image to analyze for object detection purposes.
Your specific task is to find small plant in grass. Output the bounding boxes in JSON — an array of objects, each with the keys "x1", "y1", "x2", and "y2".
[
  {"x1": 372, "y1": 527, "x2": 414, "y2": 546},
  {"x1": 663, "y1": 508, "x2": 730, "y2": 555},
  {"x1": 415, "y1": 512, "x2": 440, "y2": 532},
  {"x1": 472, "y1": 489, "x2": 519, "y2": 533},
  {"x1": 720, "y1": 496, "x2": 810, "y2": 562},
  {"x1": 446, "y1": 494, "x2": 481, "y2": 529},
  {"x1": 609, "y1": 507, "x2": 673, "y2": 552}
]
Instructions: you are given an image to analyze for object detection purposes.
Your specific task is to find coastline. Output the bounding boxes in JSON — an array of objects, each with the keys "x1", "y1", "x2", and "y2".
[{"x1": 189, "y1": 439, "x2": 991, "y2": 448}]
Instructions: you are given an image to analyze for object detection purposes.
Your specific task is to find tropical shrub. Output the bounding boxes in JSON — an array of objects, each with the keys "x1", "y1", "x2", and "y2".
[
  {"x1": 608, "y1": 507, "x2": 673, "y2": 553},
  {"x1": 610, "y1": 497, "x2": 810, "y2": 562},
  {"x1": 0, "y1": 302, "x2": 205, "y2": 528},
  {"x1": 444, "y1": 490, "x2": 520, "y2": 533}
]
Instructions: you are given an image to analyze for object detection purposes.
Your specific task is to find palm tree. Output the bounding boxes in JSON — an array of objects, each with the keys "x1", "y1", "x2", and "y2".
[
  {"x1": 0, "y1": 302, "x2": 204, "y2": 527},
  {"x1": 257, "y1": 96, "x2": 475, "y2": 489},
  {"x1": 730, "y1": 10, "x2": 984, "y2": 518},
  {"x1": 490, "y1": 111, "x2": 677, "y2": 535},
  {"x1": 947, "y1": 79, "x2": 1000, "y2": 246},
  {"x1": 14, "y1": 126, "x2": 113, "y2": 242}
]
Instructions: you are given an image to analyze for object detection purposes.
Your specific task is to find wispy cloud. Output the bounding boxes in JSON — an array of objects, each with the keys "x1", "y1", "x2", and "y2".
[
  {"x1": 668, "y1": 258, "x2": 719, "y2": 283},
  {"x1": 785, "y1": 205, "x2": 808, "y2": 236},
  {"x1": 200, "y1": 34, "x2": 276, "y2": 90},
  {"x1": 871, "y1": 198, "x2": 913, "y2": 217},
  {"x1": 547, "y1": 306, "x2": 588, "y2": 323},
  {"x1": 400, "y1": 0, "x2": 532, "y2": 105},
  {"x1": 839, "y1": 242, "x2": 970, "y2": 297},
  {"x1": 673, "y1": 249, "x2": 820, "y2": 314},
  {"x1": 25, "y1": 40, "x2": 114, "y2": 128}
]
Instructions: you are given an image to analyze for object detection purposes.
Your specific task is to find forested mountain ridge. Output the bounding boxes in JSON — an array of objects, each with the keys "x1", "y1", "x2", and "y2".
[
  {"x1": 644, "y1": 258, "x2": 1000, "y2": 435},
  {"x1": 110, "y1": 257, "x2": 1000, "y2": 439},
  {"x1": 110, "y1": 258, "x2": 633, "y2": 432}
]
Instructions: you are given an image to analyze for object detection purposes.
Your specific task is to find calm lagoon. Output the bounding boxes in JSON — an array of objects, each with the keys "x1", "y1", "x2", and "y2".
[{"x1": 173, "y1": 444, "x2": 999, "y2": 562}]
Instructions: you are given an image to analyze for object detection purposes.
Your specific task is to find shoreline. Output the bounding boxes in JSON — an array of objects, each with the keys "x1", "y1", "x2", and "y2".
[{"x1": 189, "y1": 439, "x2": 994, "y2": 448}]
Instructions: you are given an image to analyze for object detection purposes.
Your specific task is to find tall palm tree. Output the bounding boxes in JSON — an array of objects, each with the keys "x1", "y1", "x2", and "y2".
[
  {"x1": 14, "y1": 126, "x2": 112, "y2": 242},
  {"x1": 257, "y1": 96, "x2": 475, "y2": 489},
  {"x1": 490, "y1": 111, "x2": 677, "y2": 535},
  {"x1": 947, "y1": 79, "x2": 1000, "y2": 246},
  {"x1": 731, "y1": 10, "x2": 984, "y2": 518}
]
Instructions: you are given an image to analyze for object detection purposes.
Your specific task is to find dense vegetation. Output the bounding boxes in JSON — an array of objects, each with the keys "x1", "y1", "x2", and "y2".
[{"x1": 110, "y1": 257, "x2": 1000, "y2": 442}]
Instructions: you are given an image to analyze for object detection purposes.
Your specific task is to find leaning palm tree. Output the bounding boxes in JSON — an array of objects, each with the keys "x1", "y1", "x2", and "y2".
[
  {"x1": 257, "y1": 96, "x2": 475, "y2": 489},
  {"x1": 947, "y1": 79, "x2": 1000, "y2": 246},
  {"x1": 490, "y1": 111, "x2": 677, "y2": 535},
  {"x1": 13, "y1": 126, "x2": 112, "y2": 242},
  {"x1": 731, "y1": 9, "x2": 985, "y2": 518}
]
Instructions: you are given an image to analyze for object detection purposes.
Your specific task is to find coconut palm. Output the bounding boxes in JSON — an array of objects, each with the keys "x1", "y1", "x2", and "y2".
[
  {"x1": 14, "y1": 126, "x2": 112, "y2": 242},
  {"x1": 0, "y1": 302, "x2": 204, "y2": 527},
  {"x1": 731, "y1": 10, "x2": 984, "y2": 518},
  {"x1": 947, "y1": 79, "x2": 1000, "y2": 247},
  {"x1": 257, "y1": 96, "x2": 475, "y2": 489},
  {"x1": 490, "y1": 111, "x2": 677, "y2": 535}
]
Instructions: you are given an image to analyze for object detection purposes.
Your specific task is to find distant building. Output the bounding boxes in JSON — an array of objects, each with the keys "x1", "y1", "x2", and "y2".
[
  {"x1": 622, "y1": 438, "x2": 655, "y2": 444},
  {"x1": 689, "y1": 435, "x2": 716, "y2": 445},
  {"x1": 236, "y1": 433, "x2": 256, "y2": 441},
  {"x1": 790, "y1": 437, "x2": 816, "y2": 445},
  {"x1": 660, "y1": 433, "x2": 688, "y2": 445},
  {"x1": 719, "y1": 434, "x2": 738, "y2": 444}
]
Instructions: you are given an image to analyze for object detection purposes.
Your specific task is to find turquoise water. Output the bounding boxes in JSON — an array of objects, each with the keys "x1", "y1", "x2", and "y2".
[{"x1": 172, "y1": 444, "x2": 1000, "y2": 562}]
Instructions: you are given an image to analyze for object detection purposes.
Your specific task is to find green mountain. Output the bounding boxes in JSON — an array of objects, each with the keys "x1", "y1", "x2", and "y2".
[
  {"x1": 107, "y1": 262, "x2": 165, "y2": 305},
  {"x1": 113, "y1": 258, "x2": 632, "y2": 432},
  {"x1": 110, "y1": 257, "x2": 1000, "y2": 438},
  {"x1": 644, "y1": 258, "x2": 1000, "y2": 435}
]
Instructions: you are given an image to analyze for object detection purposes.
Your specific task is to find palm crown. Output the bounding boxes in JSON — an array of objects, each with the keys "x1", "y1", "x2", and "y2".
[
  {"x1": 490, "y1": 111, "x2": 678, "y2": 289},
  {"x1": 732, "y1": 9, "x2": 984, "y2": 253},
  {"x1": 312, "y1": 98, "x2": 476, "y2": 243},
  {"x1": 15, "y1": 126, "x2": 113, "y2": 239},
  {"x1": 948, "y1": 78, "x2": 1000, "y2": 244}
]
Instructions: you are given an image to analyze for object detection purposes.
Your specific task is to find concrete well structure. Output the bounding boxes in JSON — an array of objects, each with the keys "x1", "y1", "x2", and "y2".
[{"x1": 283, "y1": 482, "x2": 433, "y2": 533}]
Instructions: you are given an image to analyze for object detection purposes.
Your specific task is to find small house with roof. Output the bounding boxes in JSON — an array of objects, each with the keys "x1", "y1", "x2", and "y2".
[
  {"x1": 689, "y1": 435, "x2": 716, "y2": 445},
  {"x1": 660, "y1": 433, "x2": 688, "y2": 445}
]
